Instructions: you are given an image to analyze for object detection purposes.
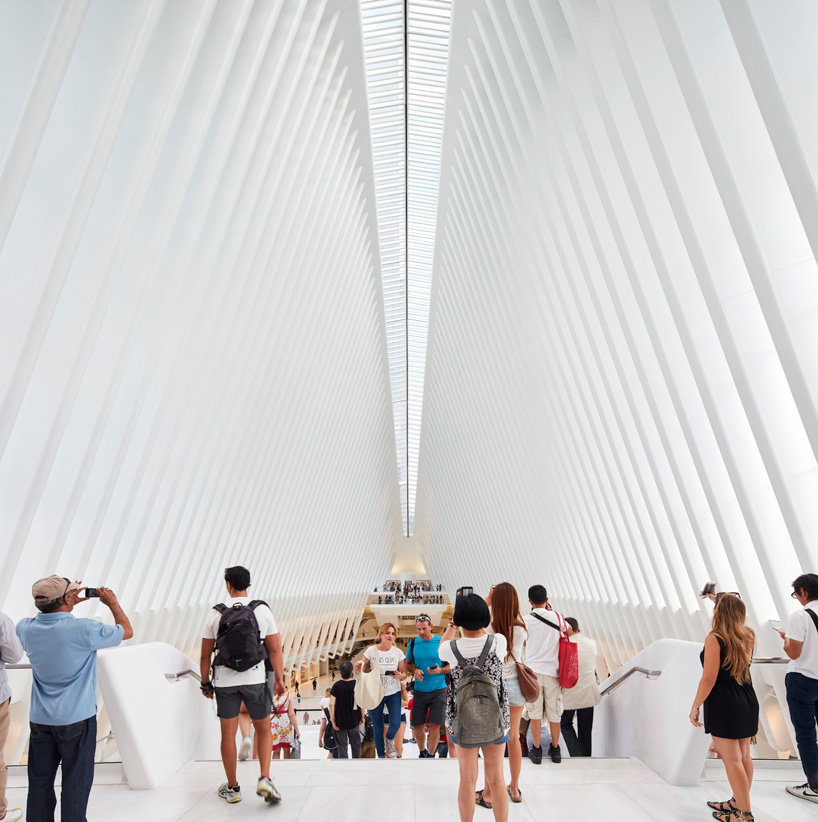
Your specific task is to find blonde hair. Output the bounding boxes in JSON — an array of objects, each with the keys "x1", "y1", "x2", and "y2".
[
  {"x1": 378, "y1": 622, "x2": 397, "y2": 638},
  {"x1": 325, "y1": 687, "x2": 332, "y2": 697},
  {"x1": 711, "y1": 594, "x2": 754, "y2": 684}
]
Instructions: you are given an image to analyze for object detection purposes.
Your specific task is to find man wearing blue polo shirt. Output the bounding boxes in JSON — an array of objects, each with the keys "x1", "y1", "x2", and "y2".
[
  {"x1": 403, "y1": 615, "x2": 447, "y2": 758},
  {"x1": 16, "y1": 576, "x2": 132, "y2": 822}
]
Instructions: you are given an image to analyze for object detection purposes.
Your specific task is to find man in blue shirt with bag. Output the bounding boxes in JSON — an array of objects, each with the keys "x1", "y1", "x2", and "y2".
[
  {"x1": 403, "y1": 615, "x2": 447, "y2": 758},
  {"x1": 17, "y1": 576, "x2": 132, "y2": 822}
]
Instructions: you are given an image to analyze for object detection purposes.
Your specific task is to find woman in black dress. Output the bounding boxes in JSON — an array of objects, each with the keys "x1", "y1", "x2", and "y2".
[{"x1": 690, "y1": 594, "x2": 758, "y2": 822}]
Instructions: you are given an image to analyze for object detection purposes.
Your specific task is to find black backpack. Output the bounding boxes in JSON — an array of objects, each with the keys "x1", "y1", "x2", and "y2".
[
  {"x1": 322, "y1": 707, "x2": 337, "y2": 750},
  {"x1": 213, "y1": 600, "x2": 267, "y2": 672}
]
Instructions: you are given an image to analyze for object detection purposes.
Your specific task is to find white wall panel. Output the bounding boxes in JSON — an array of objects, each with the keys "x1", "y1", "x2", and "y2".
[
  {"x1": 0, "y1": 0, "x2": 401, "y2": 670},
  {"x1": 414, "y1": 0, "x2": 818, "y2": 669}
]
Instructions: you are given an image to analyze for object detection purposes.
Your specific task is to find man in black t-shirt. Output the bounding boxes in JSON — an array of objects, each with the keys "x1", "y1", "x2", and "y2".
[{"x1": 330, "y1": 661, "x2": 364, "y2": 758}]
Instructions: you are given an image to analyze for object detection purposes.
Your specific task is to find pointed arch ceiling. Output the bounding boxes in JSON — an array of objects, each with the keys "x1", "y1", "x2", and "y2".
[{"x1": 1, "y1": 0, "x2": 818, "y2": 675}]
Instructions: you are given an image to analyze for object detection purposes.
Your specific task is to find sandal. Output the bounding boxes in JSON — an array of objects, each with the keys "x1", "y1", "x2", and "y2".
[
  {"x1": 712, "y1": 812, "x2": 735, "y2": 822},
  {"x1": 707, "y1": 799, "x2": 735, "y2": 813},
  {"x1": 507, "y1": 786, "x2": 522, "y2": 803},
  {"x1": 475, "y1": 790, "x2": 492, "y2": 809}
]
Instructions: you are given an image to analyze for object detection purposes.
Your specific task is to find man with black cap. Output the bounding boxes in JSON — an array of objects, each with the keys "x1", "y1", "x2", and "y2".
[{"x1": 16, "y1": 576, "x2": 132, "y2": 822}]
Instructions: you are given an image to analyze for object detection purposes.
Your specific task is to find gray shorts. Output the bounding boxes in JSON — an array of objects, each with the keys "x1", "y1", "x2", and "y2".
[
  {"x1": 411, "y1": 687, "x2": 446, "y2": 727},
  {"x1": 215, "y1": 682, "x2": 272, "y2": 720}
]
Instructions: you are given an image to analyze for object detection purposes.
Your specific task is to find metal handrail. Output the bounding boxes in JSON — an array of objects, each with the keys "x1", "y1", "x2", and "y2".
[
  {"x1": 751, "y1": 657, "x2": 789, "y2": 664},
  {"x1": 6, "y1": 664, "x2": 31, "y2": 669},
  {"x1": 164, "y1": 669, "x2": 202, "y2": 683},
  {"x1": 600, "y1": 666, "x2": 661, "y2": 697}
]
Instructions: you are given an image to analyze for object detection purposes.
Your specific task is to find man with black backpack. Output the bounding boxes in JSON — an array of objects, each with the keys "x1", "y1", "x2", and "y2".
[
  {"x1": 404, "y1": 614, "x2": 447, "y2": 758},
  {"x1": 200, "y1": 566, "x2": 285, "y2": 805}
]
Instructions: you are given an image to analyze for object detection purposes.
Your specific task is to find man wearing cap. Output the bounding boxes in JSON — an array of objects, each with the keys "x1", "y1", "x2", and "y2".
[
  {"x1": 402, "y1": 615, "x2": 447, "y2": 758},
  {"x1": 0, "y1": 607, "x2": 24, "y2": 822},
  {"x1": 16, "y1": 576, "x2": 132, "y2": 822}
]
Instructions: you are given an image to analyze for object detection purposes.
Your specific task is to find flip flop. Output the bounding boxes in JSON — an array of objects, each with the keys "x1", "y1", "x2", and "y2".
[
  {"x1": 475, "y1": 790, "x2": 492, "y2": 809},
  {"x1": 507, "y1": 786, "x2": 522, "y2": 803}
]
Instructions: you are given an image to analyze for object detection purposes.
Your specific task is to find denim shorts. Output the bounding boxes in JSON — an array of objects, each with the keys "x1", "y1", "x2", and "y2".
[{"x1": 504, "y1": 675, "x2": 526, "y2": 707}]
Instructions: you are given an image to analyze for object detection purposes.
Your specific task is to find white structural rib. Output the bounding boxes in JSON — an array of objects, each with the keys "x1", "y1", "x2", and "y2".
[
  {"x1": 0, "y1": 0, "x2": 401, "y2": 673},
  {"x1": 360, "y1": 0, "x2": 451, "y2": 535},
  {"x1": 414, "y1": 0, "x2": 818, "y2": 673}
]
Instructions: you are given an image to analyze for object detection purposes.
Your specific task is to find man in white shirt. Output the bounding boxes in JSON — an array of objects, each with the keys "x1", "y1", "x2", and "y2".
[
  {"x1": 779, "y1": 573, "x2": 818, "y2": 804},
  {"x1": 200, "y1": 566, "x2": 285, "y2": 805},
  {"x1": 560, "y1": 617, "x2": 601, "y2": 757},
  {"x1": 522, "y1": 585, "x2": 563, "y2": 764},
  {"x1": 0, "y1": 609, "x2": 24, "y2": 822}
]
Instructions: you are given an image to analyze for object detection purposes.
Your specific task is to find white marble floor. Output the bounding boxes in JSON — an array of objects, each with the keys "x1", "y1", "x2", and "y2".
[{"x1": 5, "y1": 757, "x2": 812, "y2": 822}]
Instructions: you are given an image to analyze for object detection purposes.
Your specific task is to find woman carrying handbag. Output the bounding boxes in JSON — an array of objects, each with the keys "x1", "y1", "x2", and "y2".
[
  {"x1": 474, "y1": 583, "x2": 531, "y2": 807},
  {"x1": 355, "y1": 623, "x2": 406, "y2": 758}
]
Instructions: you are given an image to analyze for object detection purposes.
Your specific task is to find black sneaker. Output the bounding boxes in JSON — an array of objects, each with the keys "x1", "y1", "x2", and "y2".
[
  {"x1": 418, "y1": 749, "x2": 428, "y2": 758},
  {"x1": 549, "y1": 744, "x2": 562, "y2": 763},
  {"x1": 528, "y1": 745, "x2": 542, "y2": 765}
]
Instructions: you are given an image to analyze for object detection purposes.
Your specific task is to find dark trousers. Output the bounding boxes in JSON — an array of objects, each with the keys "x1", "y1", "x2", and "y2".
[
  {"x1": 560, "y1": 707, "x2": 594, "y2": 757},
  {"x1": 786, "y1": 671, "x2": 818, "y2": 789},
  {"x1": 27, "y1": 716, "x2": 96, "y2": 822},
  {"x1": 335, "y1": 727, "x2": 362, "y2": 758}
]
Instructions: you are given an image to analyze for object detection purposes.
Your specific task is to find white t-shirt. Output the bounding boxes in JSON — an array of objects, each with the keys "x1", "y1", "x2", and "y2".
[
  {"x1": 439, "y1": 634, "x2": 507, "y2": 670},
  {"x1": 522, "y1": 609, "x2": 562, "y2": 677},
  {"x1": 202, "y1": 597, "x2": 277, "y2": 686},
  {"x1": 320, "y1": 697, "x2": 331, "y2": 718},
  {"x1": 562, "y1": 634, "x2": 601, "y2": 710},
  {"x1": 488, "y1": 624, "x2": 528, "y2": 678},
  {"x1": 364, "y1": 644, "x2": 405, "y2": 696},
  {"x1": 786, "y1": 601, "x2": 818, "y2": 680}
]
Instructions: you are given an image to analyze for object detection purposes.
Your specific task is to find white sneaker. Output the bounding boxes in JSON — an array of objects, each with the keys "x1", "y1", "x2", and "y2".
[
  {"x1": 217, "y1": 783, "x2": 242, "y2": 803},
  {"x1": 787, "y1": 783, "x2": 818, "y2": 803},
  {"x1": 256, "y1": 776, "x2": 281, "y2": 804},
  {"x1": 385, "y1": 737, "x2": 397, "y2": 758},
  {"x1": 238, "y1": 735, "x2": 252, "y2": 761}
]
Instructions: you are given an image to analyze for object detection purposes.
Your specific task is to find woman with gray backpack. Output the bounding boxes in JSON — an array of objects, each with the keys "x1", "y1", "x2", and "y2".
[{"x1": 439, "y1": 592, "x2": 510, "y2": 822}]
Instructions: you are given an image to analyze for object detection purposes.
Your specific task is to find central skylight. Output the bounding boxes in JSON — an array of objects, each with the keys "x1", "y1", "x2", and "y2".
[{"x1": 360, "y1": 0, "x2": 452, "y2": 536}]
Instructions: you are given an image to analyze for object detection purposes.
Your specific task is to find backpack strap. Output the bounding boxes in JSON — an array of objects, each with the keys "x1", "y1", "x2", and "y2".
[
  {"x1": 449, "y1": 640, "x2": 468, "y2": 668},
  {"x1": 407, "y1": 637, "x2": 416, "y2": 664},
  {"x1": 248, "y1": 600, "x2": 264, "y2": 610},
  {"x1": 214, "y1": 603, "x2": 228, "y2": 614},
  {"x1": 476, "y1": 635, "x2": 494, "y2": 668},
  {"x1": 806, "y1": 608, "x2": 818, "y2": 634}
]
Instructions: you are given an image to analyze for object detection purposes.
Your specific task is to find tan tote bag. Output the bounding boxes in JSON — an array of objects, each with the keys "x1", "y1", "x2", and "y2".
[{"x1": 355, "y1": 645, "x2": 385, "y2": 710}]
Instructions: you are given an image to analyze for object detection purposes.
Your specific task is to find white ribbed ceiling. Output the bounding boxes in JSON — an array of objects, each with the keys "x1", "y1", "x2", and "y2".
[{"x1": 2, "y1": 0, "x2": 818, "y2": 679}]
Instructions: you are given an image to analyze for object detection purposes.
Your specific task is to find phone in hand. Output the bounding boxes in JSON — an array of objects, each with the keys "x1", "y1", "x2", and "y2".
[
  {"x1": 85, "y1": 588, "x2": 100, "y2": 598},
  {"x1": 456, "y1": 586, "x2": 473, "y2": 599},
  {"x1": 771, "y1": 624, "x2": 783, "y2": 633},
  {"x1": 700, "y1": 582, "x2": 716, "y2": 596}
]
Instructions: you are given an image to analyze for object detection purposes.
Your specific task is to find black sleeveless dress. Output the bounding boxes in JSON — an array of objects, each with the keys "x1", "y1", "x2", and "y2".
[{"x1": 700, "y1": 636, "x2": 758, "y2": 739}]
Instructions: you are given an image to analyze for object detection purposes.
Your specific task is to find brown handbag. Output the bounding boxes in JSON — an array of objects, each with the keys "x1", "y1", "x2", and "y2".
[{"x1": 509, "y1": 648, "x2": 539, "y2": 703}]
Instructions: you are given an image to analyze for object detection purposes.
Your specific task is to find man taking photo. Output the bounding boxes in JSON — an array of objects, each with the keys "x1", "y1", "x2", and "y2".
[{"x1": 17, "y1": 576, "x2": 132, "y2": 822}]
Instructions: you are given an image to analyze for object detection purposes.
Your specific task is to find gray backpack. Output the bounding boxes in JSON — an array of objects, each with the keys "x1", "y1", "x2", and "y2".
[{"x1": 450, "y1": 636, "x2": 505, "y2": 748}]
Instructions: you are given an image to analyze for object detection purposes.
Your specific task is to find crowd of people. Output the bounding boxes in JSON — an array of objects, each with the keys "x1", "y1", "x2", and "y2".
[{"x1": 0, "y1": 568, "x2": 816, "y2": 822}]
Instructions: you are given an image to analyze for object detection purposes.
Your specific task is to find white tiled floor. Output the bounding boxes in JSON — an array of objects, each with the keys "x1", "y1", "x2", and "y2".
[{"x1": 5, "y1": 757, "x2": 812, "y2": 821}]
